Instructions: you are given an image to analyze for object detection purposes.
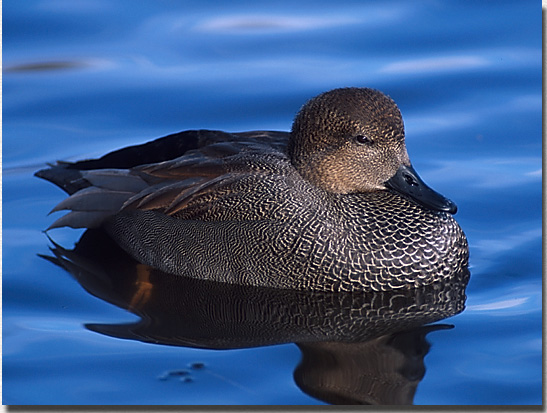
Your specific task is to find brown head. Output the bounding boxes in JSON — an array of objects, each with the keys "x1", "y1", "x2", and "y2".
[
  {"x1": 288, "y1": 87, "x2": 457, "y2": 213},
  {"x1": 288, "y1": 87, "x2": 410, "y2": 193}
]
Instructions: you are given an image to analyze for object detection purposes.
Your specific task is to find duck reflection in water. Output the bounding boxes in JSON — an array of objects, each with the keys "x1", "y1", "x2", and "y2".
[{"x1": 42, "y1": 229, "x2": 469, "y2": 405}]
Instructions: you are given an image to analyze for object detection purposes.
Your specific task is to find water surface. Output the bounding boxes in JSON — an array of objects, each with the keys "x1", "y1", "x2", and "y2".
[{"x1": 3, "y1": 0, "x2": 542, "y2": 405}]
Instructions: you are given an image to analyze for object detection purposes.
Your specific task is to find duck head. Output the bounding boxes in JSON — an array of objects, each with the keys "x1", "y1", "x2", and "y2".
[{"x1": 288, "y1": 87, "x2": 457, "y2": 214}]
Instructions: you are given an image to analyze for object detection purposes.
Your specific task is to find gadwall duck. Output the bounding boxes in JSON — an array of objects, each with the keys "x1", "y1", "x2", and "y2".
[{"x1": 36, "y1": 87, "x2": 468, "y2": 292}]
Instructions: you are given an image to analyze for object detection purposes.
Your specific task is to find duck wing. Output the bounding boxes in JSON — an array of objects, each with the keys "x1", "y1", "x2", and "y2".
[
  {"x1": 36, "y1": 129, "x2": 290, "y2": 229},
  {"x1": 124, "y1": 138, "x2": 291, "y2": 217}
]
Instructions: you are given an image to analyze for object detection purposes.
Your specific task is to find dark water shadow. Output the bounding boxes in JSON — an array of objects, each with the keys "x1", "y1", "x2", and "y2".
[{"x1": 4, "y1": 60, "x2": 90, "y2": 73}]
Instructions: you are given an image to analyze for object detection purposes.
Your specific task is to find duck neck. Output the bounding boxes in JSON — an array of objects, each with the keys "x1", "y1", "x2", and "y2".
[{"x1": 289, "y1": 148, "x2": 354, "y2": 195}]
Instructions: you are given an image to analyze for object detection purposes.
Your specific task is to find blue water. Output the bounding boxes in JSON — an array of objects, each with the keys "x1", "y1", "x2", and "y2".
[{"x1": 3, "y1": 0, "x2": 542, "y2": 405}]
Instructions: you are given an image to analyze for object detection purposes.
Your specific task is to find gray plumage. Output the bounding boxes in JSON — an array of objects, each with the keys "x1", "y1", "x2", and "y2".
[{"x1": 36, "y1": 88, "x2": 468, "y2": 292}]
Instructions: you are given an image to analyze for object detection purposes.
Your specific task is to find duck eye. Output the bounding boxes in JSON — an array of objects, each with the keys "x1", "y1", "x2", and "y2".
[{"x1": 354, "y1": 135, "x2": 371, "y2": 145}]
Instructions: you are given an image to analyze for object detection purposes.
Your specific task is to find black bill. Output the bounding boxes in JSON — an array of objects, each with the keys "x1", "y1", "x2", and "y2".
[{"x1": 385, "y1": 164, "x2": 457, "y2": 214}]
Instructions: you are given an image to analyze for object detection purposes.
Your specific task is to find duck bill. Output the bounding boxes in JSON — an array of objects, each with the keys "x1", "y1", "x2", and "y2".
[{"x1": 385, "y1": 165, "x2": 457, "y2": 214}]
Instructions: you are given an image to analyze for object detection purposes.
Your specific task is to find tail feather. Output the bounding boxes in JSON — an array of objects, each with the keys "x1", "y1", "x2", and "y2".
[
  {"x1": 49, "y1": 186, "x2": 135, "y2": 214},
  {"x1": 36, "y1": 164, "x2": 150, "y2": 230},
  {"x1": 47, "y1": 210, "x2": 115, "y2": 230},
  {"x1": 34, "y1": 165, "x2": 88, "y2": 195},
  {"x1": 81, "y1": 169, "x2": 149, "y2": 192}
]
